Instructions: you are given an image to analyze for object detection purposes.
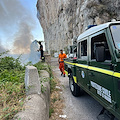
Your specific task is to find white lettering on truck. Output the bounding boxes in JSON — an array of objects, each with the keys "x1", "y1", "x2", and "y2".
[{"x1": 90, "y1": 81, "x2": 112, "y2": 103}]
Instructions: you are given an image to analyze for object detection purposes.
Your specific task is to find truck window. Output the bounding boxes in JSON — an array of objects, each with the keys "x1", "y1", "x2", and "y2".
[
  {"x1": 110, "y1": 25, "x2": 120, "y2": 50},
  {"x1": 91, "y1": 33, "x2": 111, "y2": 61},
  {"x1": 81, "y1": 40, "x2": 87, "y2": 56}
]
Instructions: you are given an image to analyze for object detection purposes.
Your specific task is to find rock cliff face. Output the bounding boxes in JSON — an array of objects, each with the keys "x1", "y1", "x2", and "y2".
[{"x1": 37, "y1": 0, "x2": 120, "y2": 53}]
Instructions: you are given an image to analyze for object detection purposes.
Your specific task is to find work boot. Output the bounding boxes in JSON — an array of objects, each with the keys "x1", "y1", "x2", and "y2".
[{"x1": 63, "y1": 74, "x2": 65, "y2": 77}]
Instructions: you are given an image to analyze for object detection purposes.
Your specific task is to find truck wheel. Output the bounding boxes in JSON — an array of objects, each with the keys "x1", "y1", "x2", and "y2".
[{"x1": 69, "y1": 74, "x2": 81, "y2": 97}]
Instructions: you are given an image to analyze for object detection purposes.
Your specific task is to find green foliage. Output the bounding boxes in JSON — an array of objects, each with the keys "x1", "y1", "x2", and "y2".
[
  {"x1": 41, "y1": 84, "x2": 47, "y2": 93},
  {"x1": 50, "y1": 77, "x2": 56, "y2": 93},
  {"x1": 49, "y1": 107, "x2": 54, "y2": 117},
  {"x1": 34, "y1": 61, "x2": 47, "y2": 70},
  {"x1": 0, "y1": 50, "x2": 9, "y2": 57},
  {"x1": 0, "y1": 52, "x2": 25, "y2": 120},
  {"x1": 47, "y1": 64, "x2": 53, "y2": 78},
  {"x1": 34, "y1": 62, "x2": 48, "y2": 74},
  {"x1": 52, "y1": 98, "x2": 57, "y2": 103},
  {"x1": 46, "y1": 65, "x2": 57, "y2": 93},
  {"x1": 0, "y1": 56, "x2": 25, "y2": 71},
  {"x1": 40, "y1": 78, "x2": 49, "y2": 93},
  {"x1": 0, "y1": 69, "x2": 25, "y2": 84},
  {"x1": 34, "y1": 62, "x2": 56, "y2": 93},
  {"x1": 34, "y1": 61, "x2": 57, "y2": 118}
]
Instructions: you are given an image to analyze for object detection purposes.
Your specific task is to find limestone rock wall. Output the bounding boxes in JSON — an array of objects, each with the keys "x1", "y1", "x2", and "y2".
[{"x1": 37, "y1": 0, "x2": 120, "y2": 53}]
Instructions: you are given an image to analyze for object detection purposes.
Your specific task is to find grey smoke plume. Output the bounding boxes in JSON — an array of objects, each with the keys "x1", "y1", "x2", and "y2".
[
  {"x1": 0, "y1": 0, "x2": 36, "y2": 54},
  {"x1": 13, "y1": 22, "x2": 34, "y2": 54},
  {"x1": 0, "y1": 0, "x2": 25, "y2": 33}
]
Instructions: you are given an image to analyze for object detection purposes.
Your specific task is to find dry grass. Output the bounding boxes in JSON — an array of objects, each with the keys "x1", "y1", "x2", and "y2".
[
  {"x1": 49, "y1": 75, "x2": 67, "y2": 120},
  {"x1": 0, "y1": 82, "x2": 25, "y2": 120}
]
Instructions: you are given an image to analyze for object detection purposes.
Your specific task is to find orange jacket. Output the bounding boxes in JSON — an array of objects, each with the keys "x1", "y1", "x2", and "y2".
[{"x1": 59, "y1": 53, "x2": 67, "y2": 62}]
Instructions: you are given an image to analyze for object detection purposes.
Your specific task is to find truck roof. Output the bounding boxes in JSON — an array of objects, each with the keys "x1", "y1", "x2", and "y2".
[{"x1": 77, "y1": 21, "x2": 120, "y2": 41}]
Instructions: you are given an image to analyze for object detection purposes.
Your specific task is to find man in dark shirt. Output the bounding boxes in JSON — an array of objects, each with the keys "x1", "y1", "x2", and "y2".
[{"x1": 38, "y1": 41, "x2": 44, "y2": 61}]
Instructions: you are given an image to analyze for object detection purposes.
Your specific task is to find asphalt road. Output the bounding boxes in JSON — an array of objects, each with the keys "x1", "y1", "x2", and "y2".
[{"x1": 51, "y1": 57, "x2": 103, "y2": 120}]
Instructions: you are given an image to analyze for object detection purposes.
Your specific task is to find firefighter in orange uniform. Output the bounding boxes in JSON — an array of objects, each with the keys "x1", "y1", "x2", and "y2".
[{"x1": 58, "y1": 49, "x2": 67, "y2": 77}]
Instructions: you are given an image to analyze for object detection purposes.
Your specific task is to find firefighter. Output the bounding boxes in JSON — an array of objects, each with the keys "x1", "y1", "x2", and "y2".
[{"x1": 58, "y1": 49, "x2": 67, "y2": 77}]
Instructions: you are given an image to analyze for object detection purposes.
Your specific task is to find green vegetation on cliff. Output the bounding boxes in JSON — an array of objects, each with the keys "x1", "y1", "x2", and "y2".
[{"x1": 0, "y1": 53, "x2": 25, "y2": 120}]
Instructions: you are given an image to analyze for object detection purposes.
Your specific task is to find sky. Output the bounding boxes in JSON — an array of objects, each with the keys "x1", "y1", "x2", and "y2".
[{"x1": 0, "y1": 0, "x2": 44, "y2": 54}]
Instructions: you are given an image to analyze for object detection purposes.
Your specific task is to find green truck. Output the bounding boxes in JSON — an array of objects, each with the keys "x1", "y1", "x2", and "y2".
[
  {"x1": 67, "y1": 44, "x2": 77, "y2": 58},
  {"x1": 64, "y1": 21, "x2": 120, "y2": 119}
]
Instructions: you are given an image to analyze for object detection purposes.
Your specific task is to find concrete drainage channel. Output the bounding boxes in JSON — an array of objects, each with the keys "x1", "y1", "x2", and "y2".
[{"x1": 14, "y1": 66, "x2": 50, "y2": 120}]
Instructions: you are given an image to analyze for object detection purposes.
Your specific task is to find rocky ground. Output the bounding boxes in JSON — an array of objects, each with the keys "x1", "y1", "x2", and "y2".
[{"x1": 50, "y1": 57, "x2": 103, "y2": 120}]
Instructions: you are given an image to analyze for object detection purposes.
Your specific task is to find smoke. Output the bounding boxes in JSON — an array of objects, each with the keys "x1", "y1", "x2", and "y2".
[
  {"x1": 13, "y1": 22, "x2": 34, "y2": 54},
  {"x1": 0, "y1": 40, "x2": 6, "y2": 53},
  {"x1": 0, "y1": 0, "x2": 25, "y2": 33},
  {"x1": 29, "y1": 40, "x2": 40, "y2": 64},
  {"x1": 0, "y1": 0, "x2": 36, "y2": 54}
]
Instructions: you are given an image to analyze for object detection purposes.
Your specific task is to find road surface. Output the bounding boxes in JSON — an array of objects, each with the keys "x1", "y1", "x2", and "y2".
[{"x1": 50, "y1": 57, "x2": 103, "y2": 120}]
